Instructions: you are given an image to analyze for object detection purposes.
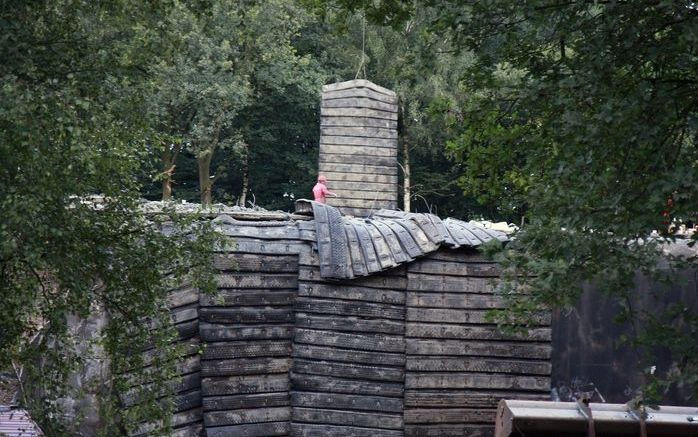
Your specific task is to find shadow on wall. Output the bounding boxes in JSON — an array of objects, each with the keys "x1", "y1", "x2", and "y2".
[{"x1": 552, "y1": 256, "x2": 697, "y2": 406}]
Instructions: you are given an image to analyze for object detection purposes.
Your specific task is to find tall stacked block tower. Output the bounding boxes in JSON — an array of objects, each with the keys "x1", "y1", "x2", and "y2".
[{"x1": 318, "y1": 79, "x2": 399, "y2": 216}]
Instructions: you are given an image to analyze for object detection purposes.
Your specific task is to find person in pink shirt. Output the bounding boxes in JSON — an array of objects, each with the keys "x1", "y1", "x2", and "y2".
[{"x1": 312, "y1": 174, "x2": 337, "y2": 203}]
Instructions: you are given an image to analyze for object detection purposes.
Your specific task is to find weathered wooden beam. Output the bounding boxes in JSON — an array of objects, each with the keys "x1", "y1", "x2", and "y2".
[
  {"x1": 204, "y1": 406, "x2": 290, "y2": 427},
  {"x1": 292, "y1": 407, "x2": 403, "y2": 429},
  {"x1": 294, "y1": 328, "x2": 405, "y2": 353},
  {"x1": 201, "y1": 357, "x2": 292, "y2": 377},
  {"x1": 404, "y1": 390, "x2": 548, "y2": 408},
  {"x1": 200, "y1": 323, "x2": 294, "y2": 341},
  {"x1": 202, "y1": 374, "x2": 290, "y2": 396},
  {"x1": 406, "y1": 323, "x2": 552, "y2": 341},
  {"x1": 321, "y1": 126, "x2": 397, "y2": 139},
  {"x1": 321, "y1": 107, "x2": 398, "y2": 120},
  {"x1": 215, "y1": 273, "x2": 298, "y2": 289},
  {"x1": 203, "y1": 392, "x2": 289, "y2": 411},
  {"x1": 199, "y1": 307, "x2": 294, "y2": 324},
  {"x1": 321, "y1": 116, "x2": 397, "y2": 129},
  {"x1": 295, "y1": 297, "x2": 406, "y2": 320},
  {"x1": 200, "y1": 290, "x2": 296, "y2": 307},
  {"x1": 291, "y1": 423, "x2": 402, "y2": 437},
  {"x1": 322, "y1": 88, "x2": 398, "y2": 104},
  {"x1": 405, "y1": 358, "x2": 551, "y2": 375},
  {"x1": 213, "y1": 254, "x2": 298, "y2": 272},
  {"x1": 290, "y1": 373, "x2": 404, "y2": 397},
  {"x1": 292, "y1": 344, "x2": 405, "y2": 367},
  {"x1": 404, "y1": 408, "x2": 495, "y2": 424},
  {"x1": 293, "y1": 359, "x2": 405, "y2": 382},
  {"x1": 406, "y1": 339, "x2": 552, "y2": 359},
  {"x1": 205, "y1": 422, "x2": 290, "y2": 437},
  {"x1": 295, "y1": 313, "x2": 404, "y2": 335},
  {"x1": 202, "y1": 341, "x2": 292, "y2": 359},
  {"x1": 404, "y1": 372, "x2": 550, "y2": 391},
  {"x1": 291, "y1": 392, "x2": 403, "y2": 413}
]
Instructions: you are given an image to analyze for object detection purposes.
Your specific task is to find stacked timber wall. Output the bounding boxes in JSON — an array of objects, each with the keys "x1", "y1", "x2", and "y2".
[
  {"x1": 129, "y1": 213, "x2": 550, "y2": 436},
  {"x1": 318, "y1": 79, "x2": 398, "y2": 217},
  {"x1": 404, "y1": 250, "x2": 551, "y2": 437}
]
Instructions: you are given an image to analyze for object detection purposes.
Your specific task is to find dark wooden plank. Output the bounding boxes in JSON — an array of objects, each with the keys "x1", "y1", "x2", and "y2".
[
  {"x1": 320, "y1": 126, "x2": 397, "y2": 139},
  {"x1": 291, "y1": 392, "x2": 403, "y2": 413},
  {"x1": 200, "y1": 324, "x2": 294, "y2": 341},
  {"x1": 204, "y1": 406, "x2": 290, "y2": 427},
  {"x1": 406, "y1": 308, "x2": 493, "y2": 324},
  {"x1": 171, "y1": 423, "x2": 204, "y2": 437},
  {"x1": 171, "y1": 307, "x2": 197, "y2": 324},
  {"x1": 372, "y1": 220, "x2": 411, "y2": 264},
  {"x1": 290, "y1": 373, "x2": 404, "y2": 397},
  {"x1": 344, "y1": 222, "x2": 368, "y2": 277},
  {"x1": 321, "y1": 97, "x2": 398, "y2": 113},
  {"x1": 394, "y1": 219, "x2": 439, "y2": 253},
  {"x1": 167, "y1": 286, "x2": 199, "y2": 309},
  {"x1": 381, "y1": 219, "x2": 423, "y2": 259},
  {"x1": 407, "y1": 308, "x2": 550, "y2": 325},
  {"x1": 213, "y1": 254, "x2": 298, "y2": 272},
  {"x1": 200, "y1": 290, "x2": 296, "y2": 307},
  {"x1": 216, "y1": 239, "x2": 306, "y2": 255},
  {"x1": 405, "y1": 323, "x2": 552, "y2": 341},
  {"x1": 319, "y1": 153, "x2": 395, "y2": 167},
  {"x1": 348, "y1": 221, "x2": 382, "y2": 274},
  {"x1": 320, "y1": 141, "x2": 397, "y2": 153},
  {"x1": 322, "y1": 80, "x2": 396, "y2": 97},
  {"x1": 405, "y1": 358, "x2": 551, "y2": 375},
  {"x1": 321, "y1": 107, "x2": 398, "y2": 121},
  {"x1": 295, "y1": 313, "x2": 404, "y2": 335},
  {"x1": 404, "y1": 390, "x2": 548, "y2": 408},
  {"x1": 320, "y1": 116, "x2": 398, "y2": 130},
  {"x1": 404, "y1": 372, "x2": 550, "y2": 391},
  {"x1": 331, "y1": 180, "x2": 399, "y2": 192},
  {"x1": 203, "y1": 341, "x2": 291, "y2": 359},
  {"x1": 292, "y1": 423, "x2": 403, "y2": 437},
  {"x1": 293, "y1": 359, "x2": 404, "y2": 382},
  {"x1": 294, "y1": 329, "x2": 405, "y2": 353},
  {"x1": 318, "y1": 162, "x2": 397, "y2": 176},
  {"x1": 199, "y1": 307, "x2": 294, "y2": 324},
  {"x1": 404, "y1": 408, "x2": 495, "y2": 424},
  {"x1": 292, "y1": 344, "x2": 405, "y2": 367},
  {"x1": 175, "y1": 319, "x2": 199, "y2": 340},
  {"x1": 407, "y1": 293, "x2": 505, "y2": 309},
  {"x1": 422, "y1": 248, "x2": 492, "y2": 263},
  {"x1": 299, "y1": 280, "x2": 405, "y2": 305},
  {"x1": 321, "y1": 171, "x2": 398, "y2": 184},
  {"x1": 406, "y1": 339, "x2": 552, "y2": 359},
  {"x1": 215, "y1": 273, "x2": 298, "y2": 289},
  {"x1": 406, "y1": 273, "x2": 496, "y2": 292},
  {"x1": 202, "y1": 374, "x2": 290, "y2": 396},
  {"x1": 298, "y1": 270, "x2": 407, "y2": 290},
  {"x1": 205, "y1": 422, "x2": 290, "y2": 437},
  {"x1": 295, "y1": 297, "x2": 405, "y2": 320},
  {"x1": 323, "y1": 88, "x2": 398, "y2": 105},
  {"x1": 130, "y1": 408, "x2": 202, "y2": 437},
  {"x1": 409, "y1": 259, "x2": 501, "y2": 276},
  {"x1": 120, "y1": 372, "x2": 201, "y2": 407},
  {"x1": 292, "y1": 407, "x2": 402, "y2": 429},
  {"x1": 201, "y1": 358, "x2": 292, "y2": 376},
  {"x1": 404, "y1": 424, "x2": 494, "y2": 437},
  {"x1": 215, "y1": 223, "x2": 300, "y2": 240},
  {"x1": 174, "y1": 390, "x2": 202, "y2": 413},
  {"x1": 203, "y1": 393, "x2": 289, "y2": 411}
]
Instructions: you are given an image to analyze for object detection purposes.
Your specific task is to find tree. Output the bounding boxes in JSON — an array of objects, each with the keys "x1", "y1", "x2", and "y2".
[
  {"x1": 148, "y1": 0, "x2": 324, "y2": 207},
  {"x1": 0, "y1": 1, "x2": 217, "y2": 434},
  {"x1": 315, "y1": 0, "x2": 698, "y2": 400}
]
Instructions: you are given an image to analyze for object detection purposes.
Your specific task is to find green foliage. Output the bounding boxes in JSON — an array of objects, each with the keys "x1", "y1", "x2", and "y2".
[
  {"x1": 427, "y1": 1, "x2": 698, "y2": 400},
  {"x1": 0, "y1": 1, "x2": 219, "y2": 434}
]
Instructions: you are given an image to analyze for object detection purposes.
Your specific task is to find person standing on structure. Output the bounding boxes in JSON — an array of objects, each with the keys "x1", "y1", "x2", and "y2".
[{"x1": 312, "y1": 175, "x2": 337, "y2": 204}]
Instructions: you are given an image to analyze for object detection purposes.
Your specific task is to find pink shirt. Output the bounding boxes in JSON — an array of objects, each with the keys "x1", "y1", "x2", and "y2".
[{"x1": 312, "y1": 182, "x2": 331, "y2": 203}]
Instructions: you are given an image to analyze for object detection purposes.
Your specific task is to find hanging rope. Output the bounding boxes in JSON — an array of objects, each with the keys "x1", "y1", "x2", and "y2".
[{"x1": 355, "y1": 4, "x2": 367, "y2": 79}]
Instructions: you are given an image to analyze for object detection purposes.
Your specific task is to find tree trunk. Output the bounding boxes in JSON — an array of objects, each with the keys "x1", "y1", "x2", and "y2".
[
  {"x1": 403, "y1": 138, "x2": 411, "y2": 212},
  {"x1": 239, "y1": 143, "x2": 249, "y2": 207},
  {"x1": 161, "y1": 144, "x2": 180, "y2": 201},
  {"x1": 198, "y1": 147, "x2": 214, "y2": 207}
]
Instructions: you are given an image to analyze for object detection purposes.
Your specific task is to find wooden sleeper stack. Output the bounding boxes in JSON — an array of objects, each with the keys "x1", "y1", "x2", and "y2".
[{"x1": 318, "y1": 79, "x2": 398, "y2": 217}]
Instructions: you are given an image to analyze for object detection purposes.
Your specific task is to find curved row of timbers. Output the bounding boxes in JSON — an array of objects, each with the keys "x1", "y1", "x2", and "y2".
[{"x1": 126, "y1": 218, "x2": 551, "y2": 437}]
